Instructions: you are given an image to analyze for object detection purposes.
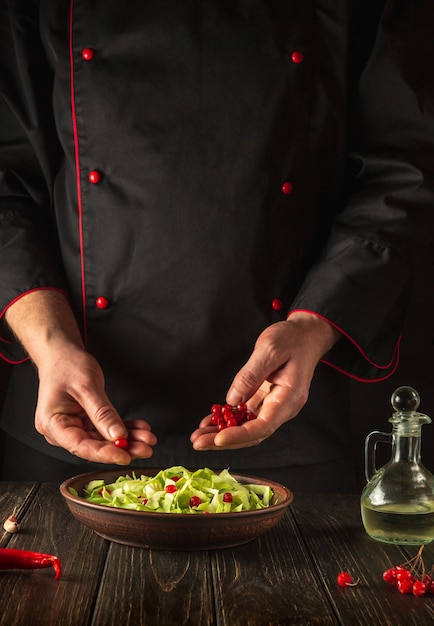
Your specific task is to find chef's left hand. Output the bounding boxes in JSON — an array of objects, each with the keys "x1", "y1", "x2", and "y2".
[{"x1": 190, "y1": 312, "x2": 340, "y2": 451}]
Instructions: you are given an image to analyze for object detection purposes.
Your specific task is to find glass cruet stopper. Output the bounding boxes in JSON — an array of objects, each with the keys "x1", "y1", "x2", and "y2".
[
  {"x1": 391, "y1": 385, "x2": 420, "y2": 413},
  {"x1": 361, "y1": 385, "x2": 434, "y2": 545},
  {"x1": 389, "y1": 385, "x2": 430, "y2": 430}
]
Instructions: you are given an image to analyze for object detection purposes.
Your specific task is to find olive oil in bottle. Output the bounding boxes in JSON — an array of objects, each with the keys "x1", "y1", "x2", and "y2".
[{"x1": 361, "y1": 387, "x2": 434, "y2": 545}]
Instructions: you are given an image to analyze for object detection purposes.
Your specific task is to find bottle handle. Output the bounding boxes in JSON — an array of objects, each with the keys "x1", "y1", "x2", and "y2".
[{"x1": 364, "y1": 430, "x2": 391, "y2": 482}]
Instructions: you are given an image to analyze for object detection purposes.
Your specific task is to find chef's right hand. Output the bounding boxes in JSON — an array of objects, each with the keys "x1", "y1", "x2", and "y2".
[
  {"x1": 5, "y1": 290, "x2": 157, "y2": 464},
  {"x1": 35, "y1": 345, "x2": 157, "y2": 463}
]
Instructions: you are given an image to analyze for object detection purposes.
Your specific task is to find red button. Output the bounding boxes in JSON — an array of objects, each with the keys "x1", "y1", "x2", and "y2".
[
  {"x1": 88, "y1": 170, "x2": 102, "y2": 184},
  {"x1": 95, "y1": 296, "x2": 110, "y2": 309},
  {"x1": 82, "y1": 48, "x2": 95, "y2": 61},
  {"x1": 271, "y1": 298, "x2": 284, "y2": 311},
  {"x1": 290, "y1": 50, "x2": 304, "y2": 64},
  {"x1": 281, "y1": 181, "x2": 293, "y2": 195}
]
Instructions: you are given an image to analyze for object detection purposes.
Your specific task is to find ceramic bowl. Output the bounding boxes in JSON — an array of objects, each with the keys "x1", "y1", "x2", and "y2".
[{"x1": 60, "y1": 468, "x2": 293, "y2": 550}]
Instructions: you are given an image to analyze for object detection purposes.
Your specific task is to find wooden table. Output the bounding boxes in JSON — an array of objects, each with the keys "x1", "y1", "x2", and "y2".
[{"x1": 1, "y1": 483, "x2": 434, "y2": 625}]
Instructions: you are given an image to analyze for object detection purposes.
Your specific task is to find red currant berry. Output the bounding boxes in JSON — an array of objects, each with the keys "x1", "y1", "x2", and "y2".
[
  {"x1": 396, "y1": 568, "x2": 413, "y2": 581},
  {"x1": 246, "y1": 410, "x2": 257, "y2": 421},
  {"x1": 226, "y1": 416, "x2": 238, "y2": 427},
  {"x1": 114, "y1": 437, "x2": 128, "y2": 449},
  {"x1": 141, "y1": 499, "x2": 148, "y2": 505},
  {"x1": 223, "y1": 492, "x2": 233, "y2": 503},
  {"x1": 426, "y1": 580, "x2": 434, "y2": 594},
  {"x1": 211, "y1": 404, "x2": 222, "y2": 414},
  {"x1": 237, "y1": 402, "x2": 247, "y2": 413},
  {"x1": 165, "y1": 484, "x2": 177, "y2": 493},
  {"x1": 189, "y1": 496, "x2": 202, "y2": 508},
  {"x1": 397, "y1": 579, "x2": 413, "y2": 594},
  {"x1": 336, "y1": 572, "x2": 353, "y2": 587},
  {"x1": 413, "y1": 581, "x2": 427, "y2": 597},
  {"x1": 382, "y1": 568, "x2": 397, "y2": 584},
  {"x1": 217, "y1": 420, "x2": 227, "y2": 431}
]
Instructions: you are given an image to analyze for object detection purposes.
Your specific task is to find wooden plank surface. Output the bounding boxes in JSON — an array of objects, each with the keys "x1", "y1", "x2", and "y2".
[
  {"x1": 211, "y1": 509, "x2": 339, "y2": 625},
  {"x1": 92, "y1": 543, "x2": 215, "y2": 626},
  {"x1": 2, "y1": 485, "x2": 434, "y2": 625},
  {"x1": 292, "y1": 493, "x2": 434, "y2": 626},
  {"x1": 0, "y1": 481, "x2": 37, "y2": 547},
  {"x1": 0, "y1": 483, "x2": 109, "y2": 626}
]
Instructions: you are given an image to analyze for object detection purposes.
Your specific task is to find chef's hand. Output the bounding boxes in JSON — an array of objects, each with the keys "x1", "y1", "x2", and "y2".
[
  {"x1": 35, "y1": 346, "x2": 157, "y2": 464},
  {"x1": 5, "y1": 289, "x2": 156, "y2": 464},
  {"x1": 190, "y1": 312, "x2": 340, "y2": 451}
]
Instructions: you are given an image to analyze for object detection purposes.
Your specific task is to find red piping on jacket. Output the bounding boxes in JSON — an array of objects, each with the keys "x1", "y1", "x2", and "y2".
[
  {"x1": 69, "y1": 0, "x2": 87, "y2": 345},
  {"x1": 287, "y1": 309, "x2": 401, "y2": 382}
]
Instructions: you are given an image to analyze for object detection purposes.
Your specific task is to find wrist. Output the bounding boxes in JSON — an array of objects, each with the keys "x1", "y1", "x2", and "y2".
[
  {"x1": 5, "y1": 290, "x2": 84, "y2": 365},
  {"x1": 286, "y1": 310, "x2": 341, "y2": 357}
]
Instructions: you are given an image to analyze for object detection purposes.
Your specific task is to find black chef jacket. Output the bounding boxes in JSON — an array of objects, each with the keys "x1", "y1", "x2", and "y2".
[{"x1": 1, "y1": 0, "x2": 434, "y2": 472}]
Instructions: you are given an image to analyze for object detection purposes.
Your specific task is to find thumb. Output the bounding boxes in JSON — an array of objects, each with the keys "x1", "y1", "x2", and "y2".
[
  {"x1": 82, "y1": 392, "x2": 127, "y2": 441},
  {"x1": 226, "y1": 350, "x2": 274, "y2": 406},
  {"x1": 226, "y1": 322, "x2": 293, "y2": 405}
]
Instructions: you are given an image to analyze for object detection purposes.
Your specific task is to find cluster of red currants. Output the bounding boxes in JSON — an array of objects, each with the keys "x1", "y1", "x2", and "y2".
[
  {"x1": 382, "y1": 546, "x2": 434, "y2": 596},
  {"x1": 383, "y1": 565, "x2": 434, "y2": 596},
  {"x1": 337, "y1": 546, "x2": 434, "y2": 597},
  {"x1": 210, "y1": 403, "x2": 257, "y2": 430}
]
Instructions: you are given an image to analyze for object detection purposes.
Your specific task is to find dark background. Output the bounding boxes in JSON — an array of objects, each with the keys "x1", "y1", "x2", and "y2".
[
  {"x1": 350, "y1": 241, "x2": 434, "y2": 488},
  {"x1": 1, "y1": 242, "x2": 433, "y2": 489}
]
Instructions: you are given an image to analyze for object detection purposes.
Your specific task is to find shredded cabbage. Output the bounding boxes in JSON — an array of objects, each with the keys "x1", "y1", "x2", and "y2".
[{"x1": 76, "y1": 466, "x2": 274, "y2": 513}]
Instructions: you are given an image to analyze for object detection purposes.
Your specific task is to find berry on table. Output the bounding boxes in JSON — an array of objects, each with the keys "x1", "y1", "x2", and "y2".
[
  {"x1": 413, "y1": 580, "x2": 427, "y2": 597},
  {"x1": 382, "y1": 568, "x2": 397, "y2": 583},
  {"x1": 382, "y1": 545, "x2": 434, "y2": 597},
  {"x1": 397, "y1": 579, "x2": 414, "y2": 595},
  {"x1": 396, "y1": 568, "x2": 413, "y2": 581},
  {"x1": 336, "y1": 571, "x2": 357, "y2": 587}
]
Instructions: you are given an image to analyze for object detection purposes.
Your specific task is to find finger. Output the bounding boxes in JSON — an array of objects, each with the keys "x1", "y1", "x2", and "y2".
[
  {"x1": 123, "y1": 419, "x2": 153, "y2": 432},
  {"x1": 66, "y1": 423, "x2": 155, "y2": 463},
  {"x1": 226, "y1": 361, "x2": 266, "y2": 406},
  {"x1": 190, "y1": 422, "x2": 218, "y2": 444},
  {"x1": 195, "y1": 414, "x2": 213, "y2": 429},
  {"x1": 191, "y1": 420, "x2": 266, "y2": 451},
  {"x1": 226, "y1": 334, "x2": 283, "y2": 406},
  {"x1": 73, "y1": 390, "x2": 127, "y2": 441},
  {"x1": 71, "y1": 438, "x2": 132, "y2": 464},
  {"x1": 125, "y1": 427, "x2": 157, "y2": 447},
  {"x1": 42, "y1": 414, "x2": 132, "y2": 463},
  {"x1": 125, "y1": 440, "x2": 155, "y2": 460}
]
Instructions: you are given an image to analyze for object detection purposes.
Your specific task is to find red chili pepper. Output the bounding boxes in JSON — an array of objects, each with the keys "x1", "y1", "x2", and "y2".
[{"x1": 0, "y1": 547, "x2": 62, "y2": 579}]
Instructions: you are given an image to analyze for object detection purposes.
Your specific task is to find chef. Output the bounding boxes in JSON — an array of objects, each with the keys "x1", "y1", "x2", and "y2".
[{"x1": 1, "y1": 0, "x2": 434, "y2": 490}]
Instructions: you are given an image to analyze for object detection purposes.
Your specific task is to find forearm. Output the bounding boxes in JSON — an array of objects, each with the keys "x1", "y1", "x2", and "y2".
[{"x1": 5, "y1": 290, "x2": 84, "y2": 366}]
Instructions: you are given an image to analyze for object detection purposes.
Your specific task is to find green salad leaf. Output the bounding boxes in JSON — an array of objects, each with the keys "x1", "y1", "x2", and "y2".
[{"x1": 79, "y1": 466, "x2": 274, "y2": 514}]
